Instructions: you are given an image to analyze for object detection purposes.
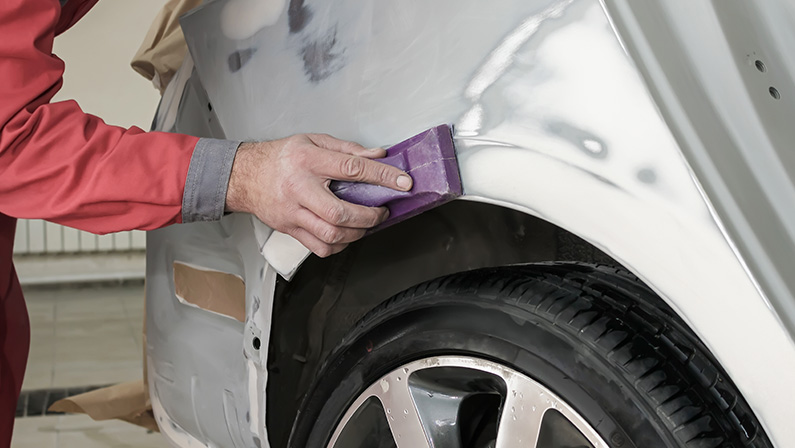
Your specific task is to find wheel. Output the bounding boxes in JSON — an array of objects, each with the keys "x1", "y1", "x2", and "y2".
[{"x1": 289, "y1": 263, "x2": 771, "y2": 448}]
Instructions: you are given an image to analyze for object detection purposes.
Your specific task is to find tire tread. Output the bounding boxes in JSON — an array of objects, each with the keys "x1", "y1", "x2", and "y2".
[{"x1": 298, "y1": 263, "x2": 770, "y2": 448}]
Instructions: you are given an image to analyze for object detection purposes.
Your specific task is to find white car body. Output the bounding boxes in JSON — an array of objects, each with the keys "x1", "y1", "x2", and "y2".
[{"x1": 146, "y1": 0, "x2": 795, "y2": 447}]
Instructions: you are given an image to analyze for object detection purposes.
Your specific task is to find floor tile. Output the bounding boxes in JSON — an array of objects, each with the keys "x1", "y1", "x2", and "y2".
[
  {"x1": 25, "y1": 299, "x2": 56, "y2": 326},
  {"x1": 21, "y1": 363, "x2": 54, "y2": 391},
  {"x1": 55, "y1": 329, "x2": 139, "y2": 367},
  {"x1": 10, "y1": 415, "x2": 59, "y2": 448},
  {"x1": 26, "y1": 336, "x2": 55, "y2": 365},
  {"x1": 54, "y1": 316, "x2": 136, "y2": 340},
  {"x1": 24, "y1": 317, "x2": 56, "y2": 391},
  {"x1": 17, "y1": 284, "x2": 158, "y2": 445},
  {"x1": 55, "y1": 414, "x2": 169, "y2": 448},
  {"x1": 133, "y1": 330, "x2": 144, "y2": 350},
  {"x1": 12, "y1": 414, "x2": 169, "y2": 448},
  {"x1": 56, "y1": 296, "x2": 127, "y2": 323},
  {"x1": 121, "y1": 296, "x2": 145, "y2": 315},
  {"x1": 21, "y1": 284, "x2": 147, "y2": 391},
  {"x1": 54, "y1": 337, "x2": 139, "y2": 366},
  {"x1": 53, "y1": 364, "x2": 143, "y2": 389}
]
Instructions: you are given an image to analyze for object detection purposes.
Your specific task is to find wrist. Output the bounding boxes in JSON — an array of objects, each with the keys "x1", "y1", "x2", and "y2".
[{"x1": 226, "y1": 142, "x2": 260, "y2": 214}]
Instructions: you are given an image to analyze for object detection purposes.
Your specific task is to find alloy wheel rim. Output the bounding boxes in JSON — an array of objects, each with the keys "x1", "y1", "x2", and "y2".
[{"x1": 327, "y1": 356, "x2": 609, "y2": 448}]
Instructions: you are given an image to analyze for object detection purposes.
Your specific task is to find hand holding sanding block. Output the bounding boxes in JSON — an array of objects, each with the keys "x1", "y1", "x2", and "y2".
[
  {"x1": 330, "y1": 124, "x2": 462, "y2": 230},
  {"x1": 263, "y1": 124, "x2": 462, "y2": 280}
]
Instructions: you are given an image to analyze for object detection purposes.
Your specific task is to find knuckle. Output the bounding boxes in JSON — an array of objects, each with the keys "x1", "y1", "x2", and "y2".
[
  {"x1": 359, "y1": 209, "x2": 378, "y2": 227},
  {"x1": 345, "y1": 140, "x2": 363, "y2": 151},
  {"x1": 372, "y1": 208, "x2": 387, "y2": 226},
  {"x1": 319, "y1": 226, "x2": 342, "y2": 244},
  {"x1": 315, "y1": 245, "x2": 333, "y2": 258},
  {"x1": 351, "y1": 229, "x2": 366, "y2": 241},
  {"x1": 341, "y1": 156, "x2": 366, "y2": 179},
  {"x1": 308, "y1": 133, "x2": 330, "y2": 147},
  {"x1": 377, "y1": 165, "x2": 393, "y2": 184},
  {"x1": 325, "y1": 203, "x2": 348, "y2": 225},
  {"x1": 285, "y1": 226, "x2": 302, "y2": 239}
]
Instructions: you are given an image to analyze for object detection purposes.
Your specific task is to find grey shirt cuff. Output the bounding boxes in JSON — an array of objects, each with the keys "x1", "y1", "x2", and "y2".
[{"x1": 182, "y1": 138, "x2": 241, "y2": 223}]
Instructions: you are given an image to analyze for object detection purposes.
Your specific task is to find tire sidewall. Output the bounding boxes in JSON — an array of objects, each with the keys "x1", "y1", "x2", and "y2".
[{"x1": 296, "y1": 297, "x2": 674, "y2": 448}]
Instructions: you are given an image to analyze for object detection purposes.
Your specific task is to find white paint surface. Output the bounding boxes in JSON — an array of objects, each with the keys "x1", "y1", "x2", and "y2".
[{"x1": 221, "y1": 0, "x2": 287, "y2": 40}]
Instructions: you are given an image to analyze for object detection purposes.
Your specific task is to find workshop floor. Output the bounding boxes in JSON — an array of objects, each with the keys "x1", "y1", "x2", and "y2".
[{"x1": 12, "y1": 284, "x2": 169, "y2": 447}]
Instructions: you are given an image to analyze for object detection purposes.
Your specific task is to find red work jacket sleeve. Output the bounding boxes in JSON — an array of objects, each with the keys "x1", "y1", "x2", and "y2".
[{"x1": 0, "y1": 0, "x2": 206, "y2": 234}]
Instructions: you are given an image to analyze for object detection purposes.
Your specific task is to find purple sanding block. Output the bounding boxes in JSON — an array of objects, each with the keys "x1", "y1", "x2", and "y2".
[{"x1": 330, "y1": 124, "x2": 462, "y2": 230}]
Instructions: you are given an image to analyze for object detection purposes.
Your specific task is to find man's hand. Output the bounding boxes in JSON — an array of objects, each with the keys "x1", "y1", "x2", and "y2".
[{"x1": 225, "y1": 134, "x2": 413, "y2": 257}]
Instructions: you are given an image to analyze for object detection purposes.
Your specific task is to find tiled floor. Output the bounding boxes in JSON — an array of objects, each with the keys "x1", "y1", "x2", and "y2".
[
  {"x1": 23, "y1": 284, "x2": 145, "y2": 390},
  {"x1": 14, "y1": 283, "x2": 169, "y2": 448},
  {"x1": 12, "y1": 414, "x2": 166, "y2": 448}
]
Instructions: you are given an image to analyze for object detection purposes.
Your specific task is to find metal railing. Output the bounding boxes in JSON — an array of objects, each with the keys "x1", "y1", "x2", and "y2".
[{"x1": 12, "y1": 219, "x2": 146, "y2": 255}]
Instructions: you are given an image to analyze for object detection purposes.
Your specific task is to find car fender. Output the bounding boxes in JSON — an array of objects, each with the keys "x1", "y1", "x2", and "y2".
[{"x1": 147, "y1": 0, "x2": 795, "y2": 446}]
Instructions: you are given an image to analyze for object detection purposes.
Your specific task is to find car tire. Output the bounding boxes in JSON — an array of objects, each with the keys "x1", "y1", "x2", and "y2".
[{"x1": 289, "y1": 263, "x2": 771, "y2": 448}]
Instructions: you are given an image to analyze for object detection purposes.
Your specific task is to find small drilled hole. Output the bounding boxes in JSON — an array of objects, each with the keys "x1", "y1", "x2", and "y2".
[
  {"x1": 755, "y1": 60, "x2": 766, "y2": 72},
  {"x1": 769, "y1": 86, "x2": 781, "y2": 100},
  {"x1": 208, "y1": 103, "x2": 213, "y2": 111},
  {"x1": 252, "y1": 337, "x2": 261, "y2": 350}
]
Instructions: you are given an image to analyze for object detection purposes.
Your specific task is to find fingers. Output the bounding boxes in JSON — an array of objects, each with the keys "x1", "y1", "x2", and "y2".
[
  {"x1": 294, "y1": 208, "x2": 368, "y2": 245},
  {"x1": 360, "y1": 148, "x2": 388, "y2": 159},
  {"x1": 307, "y1": 133, "x2": 386, "y2": 159},
  {"x1": 314, "y1": 150, "x2": 413, "y2": 191},
  {"x1": 288, "y1": 227, "x2": 348, "y2": 258},
  {"x1": 298, "y1": 184, "x2": 389, "y2": 228},
  {"x1": 301, "y1": 134, "x2": 410, "y2": 189},
  {"x1": 285, "y1": 202, "x2": 381, "y2": 258},
  {"x1": 239, "y1": 134, "x2": 407, "y2": 259}
]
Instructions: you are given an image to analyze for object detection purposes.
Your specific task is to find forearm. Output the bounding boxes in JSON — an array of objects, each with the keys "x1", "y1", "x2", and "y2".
[
  {"x1": 0, "y1": 0, "x2": 241, "y2": 233},
  {"x1": 0, "y1": 106, "x2": 242, "y2": 232},
  {"x1": 0, "y1": 101, "x2": 197, "y2": 233}
]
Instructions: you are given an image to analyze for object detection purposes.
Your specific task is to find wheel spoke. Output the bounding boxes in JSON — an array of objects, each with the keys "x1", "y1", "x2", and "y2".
[
  {"x1": 327, "y1": 357, "x2": 609, "y2": 448},
  {"x1": 494, "y1": 377, "x2": 553, "y2": 448},
  {"x1": 376, "y1": 370, "x2": 433, "y2": 448}
]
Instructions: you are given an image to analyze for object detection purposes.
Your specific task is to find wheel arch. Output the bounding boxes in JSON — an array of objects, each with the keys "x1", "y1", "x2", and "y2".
[{"x1": 266, "y1": 199, "x2": 665, "y2": 445}]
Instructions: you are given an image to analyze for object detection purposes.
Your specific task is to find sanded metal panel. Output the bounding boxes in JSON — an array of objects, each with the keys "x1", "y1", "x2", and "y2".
[{"x1": 146, "y1": 214, "x2": 271, "y2": 448}]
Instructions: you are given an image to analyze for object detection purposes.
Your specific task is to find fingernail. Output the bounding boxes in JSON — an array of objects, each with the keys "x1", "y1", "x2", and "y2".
[{"x1": 397, "y1": 175, "x2": 412, "y2": 190}]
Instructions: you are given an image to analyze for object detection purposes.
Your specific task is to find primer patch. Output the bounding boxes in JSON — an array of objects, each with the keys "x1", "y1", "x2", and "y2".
[{"x1": 173, "y1": 262, "x2": 246, "y2": 322}]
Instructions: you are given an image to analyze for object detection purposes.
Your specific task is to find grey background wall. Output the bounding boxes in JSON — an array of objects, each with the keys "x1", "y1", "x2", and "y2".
[{"x1": 14, "y1": 0, "x2": 169, "y2": 255}]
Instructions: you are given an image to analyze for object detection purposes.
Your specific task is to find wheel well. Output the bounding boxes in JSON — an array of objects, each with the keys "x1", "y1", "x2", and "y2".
[{"x1": 266, "y1": 200, "x2": 620, "y2": 444}]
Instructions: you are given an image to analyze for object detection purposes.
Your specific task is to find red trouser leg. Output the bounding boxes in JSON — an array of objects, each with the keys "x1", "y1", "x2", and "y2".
[{"x1": 0, "y1": 276, "x2": 29, "y2": 448}]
